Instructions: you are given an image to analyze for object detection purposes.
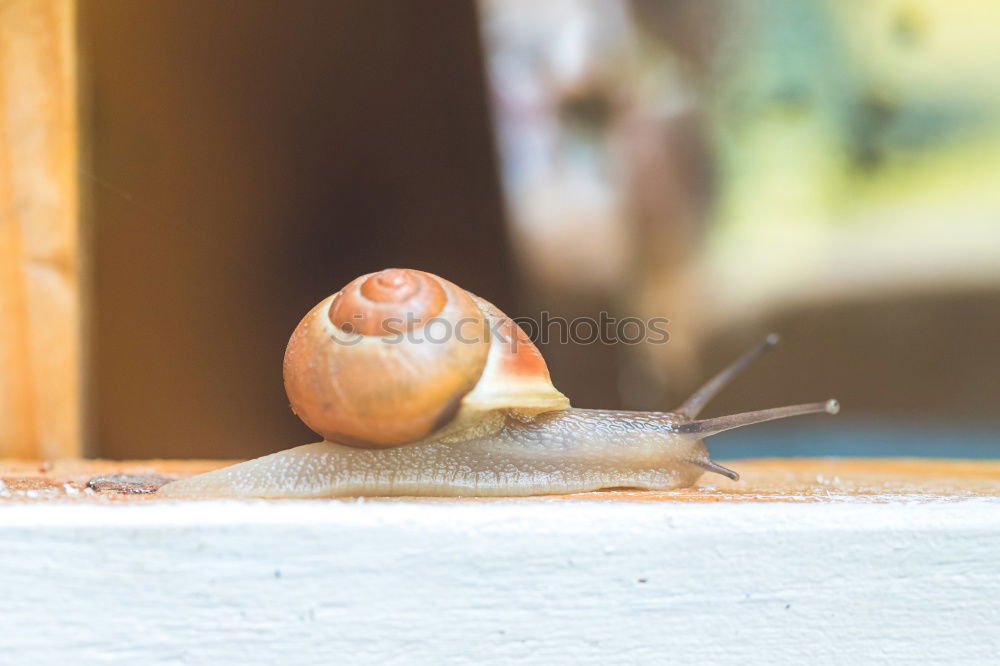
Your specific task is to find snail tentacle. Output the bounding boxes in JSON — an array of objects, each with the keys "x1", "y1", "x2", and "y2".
[
  {"x1": 676, "y1": 333, "x2": 780, "y2": 419},
  {"x1": 676, "y1": 400, "x2": 840, "y2": 437}
]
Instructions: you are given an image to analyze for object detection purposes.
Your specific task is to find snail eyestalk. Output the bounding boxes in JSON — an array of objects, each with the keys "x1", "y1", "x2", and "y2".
[
  {"x1": 677, "y1": 333, "x2": 781, "y2": 418},
  {"x1": 677, "y1": 399, "x2": 840, "y2": 438}
]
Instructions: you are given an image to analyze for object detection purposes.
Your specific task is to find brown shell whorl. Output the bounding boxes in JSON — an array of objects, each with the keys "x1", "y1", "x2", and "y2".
[
  {"x1": 328, "y1": 268, "x2": 447, "y2": 336},
  {"x1": 283, "y1": 269, "x2": 490, "y2": 447}
]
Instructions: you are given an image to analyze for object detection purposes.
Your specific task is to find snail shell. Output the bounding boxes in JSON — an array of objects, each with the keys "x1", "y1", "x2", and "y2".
[{"x1": 282, "y1": 268, "x2": 568, "y2": 447}]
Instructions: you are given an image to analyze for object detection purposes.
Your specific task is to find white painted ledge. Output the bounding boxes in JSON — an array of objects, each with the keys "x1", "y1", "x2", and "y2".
[{"x1": 2, "y1": 498, "x2": 999, "y2": 665}]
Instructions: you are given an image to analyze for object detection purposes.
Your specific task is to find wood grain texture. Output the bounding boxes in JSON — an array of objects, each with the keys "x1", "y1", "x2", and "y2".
[{"x1": 0, "y1": 0, "x2": 80, "y2": 458}]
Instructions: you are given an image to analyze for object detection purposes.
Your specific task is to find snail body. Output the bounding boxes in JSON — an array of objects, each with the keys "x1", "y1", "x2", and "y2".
[{"x1": 160, "y1": 269, "x2": 838, "y2": 498}]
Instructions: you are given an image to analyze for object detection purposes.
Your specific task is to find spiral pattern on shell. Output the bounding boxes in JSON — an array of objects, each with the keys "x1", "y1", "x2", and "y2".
[{"x1": 283, "y1": 269, "x2": 491, "y2": 447}]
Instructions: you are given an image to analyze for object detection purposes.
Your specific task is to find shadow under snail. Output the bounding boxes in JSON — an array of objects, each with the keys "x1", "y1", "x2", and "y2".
[{"x1": 159, "y1": 268, "x2": 839, "y2": 498}]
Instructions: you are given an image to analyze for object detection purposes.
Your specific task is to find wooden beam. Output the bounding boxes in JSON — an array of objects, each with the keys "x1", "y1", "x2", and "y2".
[
  {"x1": 0, "y1": 470, "x2": 998, "y2": 663},
  {"x1": 0, "y1": 0, "x2": 81, "y2": 458},
  {"x1": 2, "y1": 460, "x2": 996, "y2": 661}
]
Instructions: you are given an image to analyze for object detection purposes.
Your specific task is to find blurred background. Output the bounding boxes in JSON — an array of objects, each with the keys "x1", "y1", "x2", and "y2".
[{"x1": 4, "y1": 0, "x2": 998, "y2": 459}]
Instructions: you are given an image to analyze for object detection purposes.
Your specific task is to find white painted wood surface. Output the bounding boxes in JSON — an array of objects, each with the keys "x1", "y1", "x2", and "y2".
[{"x1": 1, "y1": 499, "x2": 999, "y2": 665}]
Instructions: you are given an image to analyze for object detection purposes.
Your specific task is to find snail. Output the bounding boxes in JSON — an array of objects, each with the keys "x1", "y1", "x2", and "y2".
[{"x1": 159, "y1": 268, "x2": 839, "y2": 498}]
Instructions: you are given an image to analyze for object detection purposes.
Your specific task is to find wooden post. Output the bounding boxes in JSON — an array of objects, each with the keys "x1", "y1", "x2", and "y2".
[{"x1": 0, "y1": 0, "x2": 81, "y2": 458}]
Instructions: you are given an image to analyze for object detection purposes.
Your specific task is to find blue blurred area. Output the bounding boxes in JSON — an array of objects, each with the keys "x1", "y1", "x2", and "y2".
[{"x1": 710, "y1": 422, "x2": 1000, "y2": 460}]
